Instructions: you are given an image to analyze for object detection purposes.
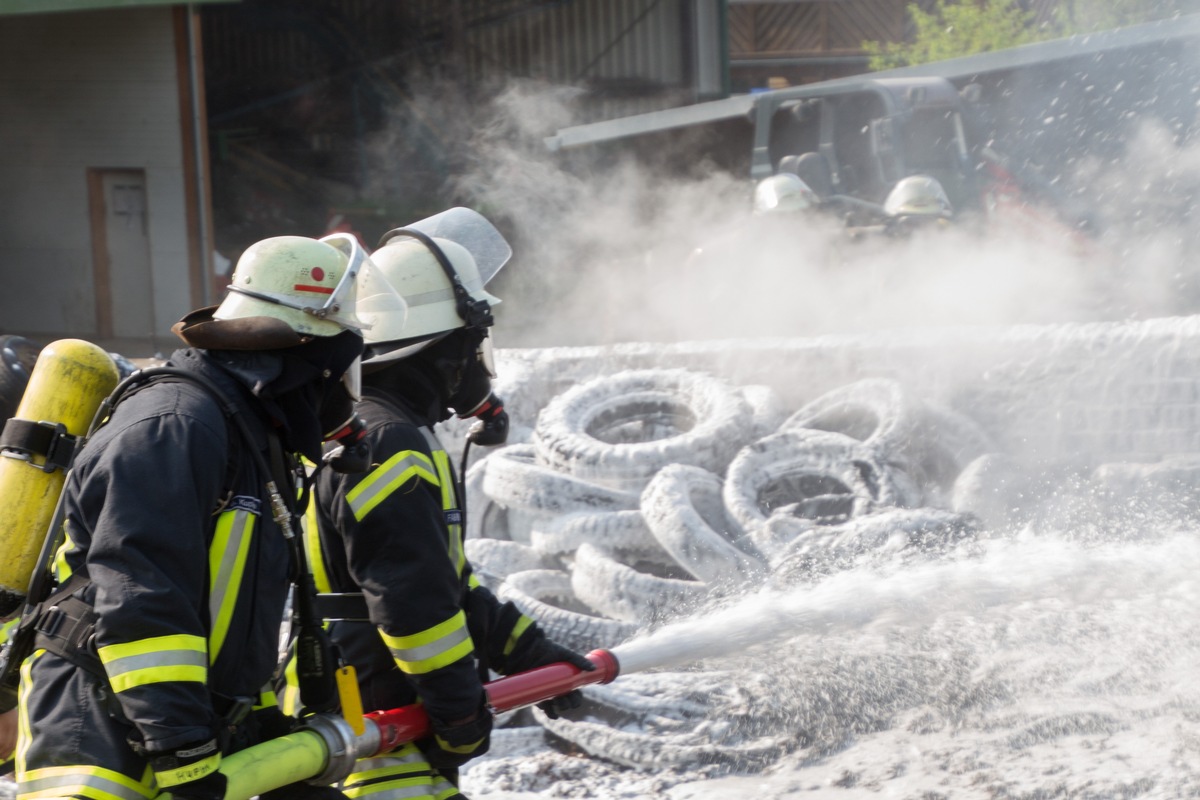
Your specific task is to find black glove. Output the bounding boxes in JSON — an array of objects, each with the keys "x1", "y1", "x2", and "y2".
[
  {"x1": 504, "y1": 624, "x2": 596, "y2": 720},
  {"x1": 537, "y1": 688, "x2": 585, "y2": 721},
  {"x1": 417, "y1": 702, "x2": 492, "y2": 772},
  {"x1": 251, "y1": 704, "x2": 297, "y2": 742},
  {"x1": 505, "y1": 624, "x2": 595, "y2": 676}
]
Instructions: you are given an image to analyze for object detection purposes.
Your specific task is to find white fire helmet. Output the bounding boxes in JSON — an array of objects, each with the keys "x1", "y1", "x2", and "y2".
[
  {"x1": 362, "y1": 208, "x2": 512, "y2": 367},
  {"x1": 215, "y1": 233, "x2": 404, "y2": 339},
  {"x1": 884, "y1": 175, "x2": 953, "y2": 219},
  {"x1": 753, "y1": 173, "x2": 818, "y2": 216}
]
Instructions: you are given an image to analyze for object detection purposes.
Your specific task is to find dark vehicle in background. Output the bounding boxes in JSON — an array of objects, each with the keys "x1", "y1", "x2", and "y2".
[
  {"x1": 548, "y1": 74, "x2": 1089, "y2": 234},
  {"x1": 750, "y1": 77, "x2": 980, "y2": 213}
]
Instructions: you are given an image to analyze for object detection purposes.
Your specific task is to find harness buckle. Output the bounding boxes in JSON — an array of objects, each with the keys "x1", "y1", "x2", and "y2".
[
  {"x1": 35, "y1": 605, "x2": 66, "y2": 638},
  {"x1": 218, "y1": 695, "x2": 255, "y2": 727}
]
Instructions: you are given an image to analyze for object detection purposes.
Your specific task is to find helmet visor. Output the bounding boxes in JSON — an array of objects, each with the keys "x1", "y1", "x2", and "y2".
[
  {"x1": 478, "y1": 334, "x2": 496, "y2": 378},
  {"x1": 342, "y1": 355, "x2": 362, "y2": 401},
  {"x1": 386, "y1": 207, "x2": 513, "y2": 286},
  {"x1": 318, "y1": 233, "x2": 406, "y2": 332}
]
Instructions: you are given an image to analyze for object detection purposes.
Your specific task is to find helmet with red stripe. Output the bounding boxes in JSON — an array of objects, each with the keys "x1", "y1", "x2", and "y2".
[{"x1": 172, "y1": 233, "x2": 406, "y2": 352}]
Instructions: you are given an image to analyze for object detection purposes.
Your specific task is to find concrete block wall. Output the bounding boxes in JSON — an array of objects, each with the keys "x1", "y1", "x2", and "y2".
[{"x1": 480, "y1": 315, "x2": 1200, "y2": 466}]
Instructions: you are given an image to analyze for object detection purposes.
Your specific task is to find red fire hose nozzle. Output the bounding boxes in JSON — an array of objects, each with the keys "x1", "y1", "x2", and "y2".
[{"x1": 366, "y1": 649, "x2": 620, "y2": 756}]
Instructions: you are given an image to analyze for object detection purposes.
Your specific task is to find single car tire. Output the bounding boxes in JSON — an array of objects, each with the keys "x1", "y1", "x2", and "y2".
[
  {"x1": 464, "y1": 457, "x2": 513, "y2": 542},
  {"x1": 908, "y1": 403, "x2": 997, "y2": 504},
  {"x1": 465, "y1": 538, "x2": 558, "y2": 584},
  {"x1": 640, "y1": 463, "x2": 766, "y2": 585},
  {"x1": 482, "y1": 443, "x2": 641, "y2": 515},
  {"x1": 570, "y1": 542, "x2": 707, "y2": 625},
  {"x1": 772, "y1": 507, "x2": 980, "y2": 581},
  {"x1": 780, "y1": 378, "x2": 917, "y2": 457},
  {"x1": 529, "y1": 509, "x2": 664, "y2": 559},
  {"x1": 532, "y1": 368, "x2": 754, "y2": 491},
  {"x1": 497, "y1": 569, "x2": 639, "y2": 653},
  {"x1": 723, "y1": 428, "x2": 909, "y2": 560},
  {"x1": 738, "y1": 383, "x2": 787, "y2": 442},
  {"x1": 535, "y1": 670, "x2": 789, "y2": 769}
]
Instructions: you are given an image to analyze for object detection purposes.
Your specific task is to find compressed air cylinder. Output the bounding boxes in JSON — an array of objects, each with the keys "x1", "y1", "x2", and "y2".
[{"x1": 0, "y1": 339, "x2": 120, "y2": 615}]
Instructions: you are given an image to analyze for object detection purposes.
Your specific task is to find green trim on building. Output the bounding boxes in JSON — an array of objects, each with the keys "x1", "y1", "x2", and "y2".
[{"x1": 0, "y1": 0, "x2": 236, "y2": 15}]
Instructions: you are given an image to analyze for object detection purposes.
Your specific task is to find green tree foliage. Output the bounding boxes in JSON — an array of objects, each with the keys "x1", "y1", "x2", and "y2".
[{"x1": 865, "y1": 0, "x2": 1199, "y2": 71}]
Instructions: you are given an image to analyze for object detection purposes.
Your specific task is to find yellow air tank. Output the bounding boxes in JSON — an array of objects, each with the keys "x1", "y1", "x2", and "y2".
[{"x1": 0, "y1": 339, "x2": 120, "y2": 615}]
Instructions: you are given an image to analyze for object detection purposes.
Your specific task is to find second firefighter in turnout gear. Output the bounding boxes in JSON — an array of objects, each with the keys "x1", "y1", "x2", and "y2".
[
  {"x1": 14, "y1": 233, "x2": 403, "y2": 800},
  {"x1": 296, "y1": 208, "x2": 594, "y2": 799}
]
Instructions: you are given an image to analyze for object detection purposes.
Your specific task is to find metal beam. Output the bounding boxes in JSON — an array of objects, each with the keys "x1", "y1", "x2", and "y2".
[{"x1": 0, "y1": 0, "x2": 237, "y2": 15}]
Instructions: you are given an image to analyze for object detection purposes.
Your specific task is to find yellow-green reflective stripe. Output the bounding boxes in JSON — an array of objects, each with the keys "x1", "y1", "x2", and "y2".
[
  {"x1": 17, "y1": 764, "x2": 155, "y2": 800},
  {"x1": 98, "y1": 634, "x2": 207, "y2": 693},
  {"x1": 342, "y1": 746, "x2": 435, "y2": 799},
  {"x1": 467, "y1": 573, "x2": 480, "y2": 590},
  {"x1": 343, "y1": 776, "x2": 440, "y2": 800},
  {"x1": 433, "y1": 734, "x2": 483, "y2": 755},
  {"x1": 51, "y1": 521, "x2": 75, "y2": 585},
  {"x1": 350, "y1": 743, "x2": 426, "y2": 772},
  {"x1": 380, "y1": 611, "x2": 472, "y2": 675},
  {"x1": 280, "y1": 652, "x2": 300, "y2": 717},
  {"x1": 433, "y1": 778, "x2": 459, "y2": 800},
  {"x1": 15, "y1": 649, "x2": 42, "y2": 776},
  {"x1": 430, "y1": 450, "x2": 465, "y2": 577},
  {"x1": 504, "y1": 615, "x2": 533, "y2": 657},
  {"x1": 305, "y1": 499, "x2": 332, "y2": 594},
  {"x1": 208, "y1": 507, "x2": 254, "y2": 662},
  {"x1": 347, "y1": 756, "x2": 426, "y2": 781},
  {"x1": 347, "y1": 451, "x2": 438, "y2": 521},
  {"x1": 0, "y1": 616, "x2": 15, "y2": 645},
  {"x1": 256, "y1": 686, "x2": 279, "y2": 711}
]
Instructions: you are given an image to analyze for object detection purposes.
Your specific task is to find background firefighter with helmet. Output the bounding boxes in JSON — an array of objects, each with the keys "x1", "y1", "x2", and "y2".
[
  {"x1": 291, "y1": 207, "x2": 595, "y2": 799},
  {"x1": 12, "y1": 232, "x2": 405, "y2": 800}
]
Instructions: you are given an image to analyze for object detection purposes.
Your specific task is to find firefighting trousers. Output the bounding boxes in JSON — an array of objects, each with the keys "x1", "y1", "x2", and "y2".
[
  {"x1": 339, "y1": 743, "x2": 464, "y2": 800},
  {"x1": 15, "y1": 650, "x2": 159, "y2": 800}
]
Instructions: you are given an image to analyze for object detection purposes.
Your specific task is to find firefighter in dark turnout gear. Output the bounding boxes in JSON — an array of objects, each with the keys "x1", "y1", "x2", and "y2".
[
  {"x1": 14, "y1": 234, "x2": 404, "y2": 800},
  {"x1": 296, "y1": 209, "x2": 594, "y2": 800}
]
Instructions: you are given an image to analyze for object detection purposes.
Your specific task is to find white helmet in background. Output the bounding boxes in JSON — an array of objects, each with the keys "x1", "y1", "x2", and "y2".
[
  {"x1": 753, "y1": 173, "x2": 819, "y2": 216},
  {"x1": 884, "y1": 175, "x2": 953, "y2": 219},
  {"x1": 363, "y1": 207, "x2": 512, "y2": 368}
]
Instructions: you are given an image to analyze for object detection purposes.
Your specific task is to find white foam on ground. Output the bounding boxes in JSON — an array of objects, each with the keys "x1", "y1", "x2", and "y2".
[{"x1": 461, "y1": 530, "x2": 1200, "y2": 798}]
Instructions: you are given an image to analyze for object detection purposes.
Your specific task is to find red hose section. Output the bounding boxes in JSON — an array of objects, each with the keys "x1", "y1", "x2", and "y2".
[{"x1": 366, "y1": 649, "x2": 619, "y2": 756}]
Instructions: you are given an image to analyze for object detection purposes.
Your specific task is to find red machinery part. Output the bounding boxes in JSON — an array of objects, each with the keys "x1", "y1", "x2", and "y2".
[{"x1": 366, "y1": 649, "x2": 620, "y2": 756}]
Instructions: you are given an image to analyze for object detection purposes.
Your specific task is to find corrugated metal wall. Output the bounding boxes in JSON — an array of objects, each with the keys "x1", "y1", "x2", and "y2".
[
  {"x1": 203, "y1": 0, "x2": 695, "y2": 123},
  {"x1": 465, "y1": 0, "x2": 691, "y2": 118}
]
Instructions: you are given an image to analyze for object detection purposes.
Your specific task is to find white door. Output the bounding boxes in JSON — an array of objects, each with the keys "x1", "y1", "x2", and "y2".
[{"x1": 93, "y1": 170, "x2": 155, "y2": 339}]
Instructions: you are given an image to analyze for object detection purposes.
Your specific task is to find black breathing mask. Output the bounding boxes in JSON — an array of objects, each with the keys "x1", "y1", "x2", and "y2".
[{"x1": 424, "y1": 328, "x2": 509, "y2": 448}]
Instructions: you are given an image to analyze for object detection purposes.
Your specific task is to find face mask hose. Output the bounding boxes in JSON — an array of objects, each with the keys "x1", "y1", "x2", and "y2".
[{"x1": 323, "y1": 415, "x2": 371, "y2": 474}]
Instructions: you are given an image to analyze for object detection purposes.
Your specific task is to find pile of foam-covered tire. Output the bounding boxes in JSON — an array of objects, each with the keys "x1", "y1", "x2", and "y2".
[
  {"x1": 466, "y1": 371, "x2": 996, "y2": 643},
  {"x1": 462, "y1": 368, "x2": 993, "y2": 768}
]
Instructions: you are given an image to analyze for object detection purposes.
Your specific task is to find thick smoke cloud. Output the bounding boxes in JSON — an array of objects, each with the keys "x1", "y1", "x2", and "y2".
[{"x1": 448, "y1": 75, "x2": 1200, "y2": 350}]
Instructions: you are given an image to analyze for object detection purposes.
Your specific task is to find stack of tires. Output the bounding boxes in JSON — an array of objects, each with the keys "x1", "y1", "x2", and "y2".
[
  {"x1": 466, "y1": 370, "x2": 991, "y2": 649},
  {"x1": 462, "y1": 368, "x2": 994, "y2": 768},
  {"x1": 463, "y1": 367, "x2": 998, "y2": 767}
]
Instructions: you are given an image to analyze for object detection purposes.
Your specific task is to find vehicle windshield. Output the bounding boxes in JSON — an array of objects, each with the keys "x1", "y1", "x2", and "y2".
[{"x1": 903, "y1": 106, "x2": 975, "y2": 211}]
